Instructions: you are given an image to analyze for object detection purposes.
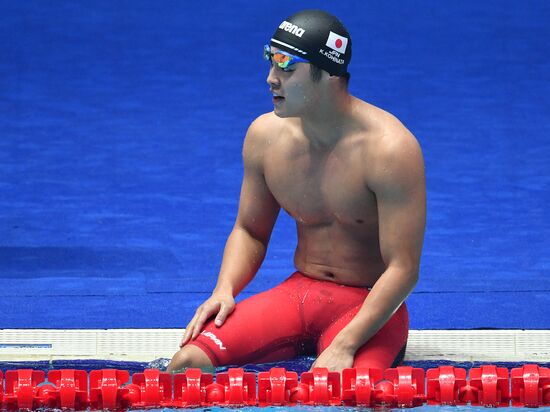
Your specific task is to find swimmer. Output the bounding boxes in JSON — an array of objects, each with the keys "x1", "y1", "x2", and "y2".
[{"x1": 167, "y1": 9, "x2": 426, "y2": 373}]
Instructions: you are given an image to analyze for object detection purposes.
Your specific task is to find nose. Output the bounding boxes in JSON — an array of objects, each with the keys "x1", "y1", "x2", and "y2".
[{"x1": 266, "y1": 65, "x2": 280, "y2": 89}]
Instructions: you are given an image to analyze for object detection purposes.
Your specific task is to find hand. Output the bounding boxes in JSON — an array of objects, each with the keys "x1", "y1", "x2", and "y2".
[
  {"x1": 310, "y1": 342, "x2": 355, "y2": 372},
  {"x1": 180, "y1": 293, "x2": 235, "y2": 347}
]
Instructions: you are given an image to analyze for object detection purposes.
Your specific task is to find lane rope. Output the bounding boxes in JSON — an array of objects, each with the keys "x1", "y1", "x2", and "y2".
[{"x1": 1, "y1": 364, "x2": 550, "y2": 409}]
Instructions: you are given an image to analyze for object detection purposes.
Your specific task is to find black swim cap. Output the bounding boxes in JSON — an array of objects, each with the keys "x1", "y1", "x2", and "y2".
[{"x1": 270, "y1": 9, "x2": 352, "y2": 77}]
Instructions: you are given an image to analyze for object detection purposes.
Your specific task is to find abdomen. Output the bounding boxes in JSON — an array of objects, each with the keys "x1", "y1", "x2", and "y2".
[{"x1": 293, "y1": 221, "x2": 386, "y2": 287}]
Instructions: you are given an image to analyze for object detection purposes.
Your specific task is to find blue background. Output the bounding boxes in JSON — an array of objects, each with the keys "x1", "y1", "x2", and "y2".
[{"x1": 1, "y1": 0, "x2": 549, "y2": 329}]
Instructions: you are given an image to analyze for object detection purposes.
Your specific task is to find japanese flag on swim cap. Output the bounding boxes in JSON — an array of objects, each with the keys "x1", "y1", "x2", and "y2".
[{"x1": 270, "y1": 9, "x2": 352, "y2": 77}]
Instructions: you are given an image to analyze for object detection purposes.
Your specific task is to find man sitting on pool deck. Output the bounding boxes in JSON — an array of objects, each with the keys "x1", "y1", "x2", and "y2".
[{"x1": 168, "y1": 9, "x2": 426, "y2": 373}]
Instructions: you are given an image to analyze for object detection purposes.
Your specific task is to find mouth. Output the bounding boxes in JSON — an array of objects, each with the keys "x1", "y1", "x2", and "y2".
[{"x1": 272, "y1": 94, "x2": 285, "y2": 104}]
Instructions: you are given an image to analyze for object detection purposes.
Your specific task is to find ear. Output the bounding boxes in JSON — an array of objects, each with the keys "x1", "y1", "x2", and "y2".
[
  {"x1": 327, "y1": 73, "x2": 343, "y2": 87},
  {"x1": 328, "y1": 74, "x2": 347, "y2": 90}
]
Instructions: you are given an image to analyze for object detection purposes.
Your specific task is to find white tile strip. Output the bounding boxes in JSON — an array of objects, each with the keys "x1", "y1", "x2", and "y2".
[{"x1": 0, "y1": 329, "x2": 548, "y2": 362}]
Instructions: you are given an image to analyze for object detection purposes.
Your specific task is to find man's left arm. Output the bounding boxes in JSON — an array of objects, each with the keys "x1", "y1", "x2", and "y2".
[{"x1": 313, "y1": 128, "x2": 426, "y2": 371}]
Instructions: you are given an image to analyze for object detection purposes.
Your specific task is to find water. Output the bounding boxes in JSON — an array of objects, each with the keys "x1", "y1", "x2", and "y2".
[{"x1": 3, "y1": 357, "x2": 549, "y2": 374}]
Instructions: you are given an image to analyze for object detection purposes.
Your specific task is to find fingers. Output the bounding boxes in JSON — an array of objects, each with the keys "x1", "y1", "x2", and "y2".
[
  {"x1": 179, "y1": 297, "x2": 235, "y2": 348},
  {"x1": 180, "y1": 301, "x2": 222, "y2": 346},
  {"x1": 191, "y1": 302, "x2": 222, "y2": 339},
  {"x1": 180, "y1": 313, "x2": 199, "y2": 347},
  {"x1": 214, "y1": 302, "x2": 234, "y2": 327}
]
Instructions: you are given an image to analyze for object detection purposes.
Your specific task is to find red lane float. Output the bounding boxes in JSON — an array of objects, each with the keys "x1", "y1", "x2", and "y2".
[
  {"x1": 341, "y1": 367, "x2": 382, "y2": 406},
  {"x1": 511, "y1": 364, "x2": 550, "y2": 407},
  {"x1": 215, "y1": 368, "x2": 257, "y2": 405},
  {"x1": 382, "y1": 366, "x2": 426, "y2": 407},
  {"x1": 0, "y1": 364, "x2": 549, "y2": 409},
  {"x1": 3, "y1": 369, "x2": 45, "y2": 410},
  {"x1": 258, "y1": 367, "x2": 299, "y2": 406},
  {"x1": 89, "y1": 369, "x2": 130, "y2": 409},
  {"x1": 293, "y1": 367, "x2": 341, "y2": 405},
  {"x1": 128, "y1": 368, "x2": 172, "y2": 408},
  {"x1": 426, "y1": 365, "x2": 467, "y2": 405},
  {"x1": 173, "y1": 368, "x2": 213, "y2": 407},
  {"x1": 466, "y1": 365, "x2": 510, "y2": 407},
  {"x1": 47, "y1": 369, "x2": 88, "y2": 410}
]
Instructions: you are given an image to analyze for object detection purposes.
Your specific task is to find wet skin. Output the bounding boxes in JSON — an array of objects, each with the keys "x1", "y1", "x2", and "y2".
[{"x1": 168, "y1": 49, "x2": 426, "y2": 373}]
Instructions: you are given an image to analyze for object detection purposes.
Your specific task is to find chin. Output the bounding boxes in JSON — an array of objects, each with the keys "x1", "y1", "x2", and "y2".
[
  {"x1": 274, "y1": 110, "x2": 291, "y2": 118},
  {"x1": 274, "y1": 105, "x2": 302, "y2": 118},
  {"x1": 273, "y1": 107, "x2": 290, "y2": 118}
]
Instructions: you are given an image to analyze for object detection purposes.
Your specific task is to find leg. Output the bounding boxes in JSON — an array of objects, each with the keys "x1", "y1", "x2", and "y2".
[
  {"x1": 318, "y1": 302, "x2": 409, "y2": 370},
  {"x1": 173, "y1": 273, "x2": 306, "y2": 368},
  {"x1": 166, "y1": 344, "x2": 213, "y2": 373},
  {"x1": 352, "y1": 303, "x2": 409, "y2": 369}
]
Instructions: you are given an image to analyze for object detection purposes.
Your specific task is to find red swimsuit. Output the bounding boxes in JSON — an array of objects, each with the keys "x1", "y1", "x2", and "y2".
[{"x1": 189, "y1": 272, "x2": 408, "y2": 369}]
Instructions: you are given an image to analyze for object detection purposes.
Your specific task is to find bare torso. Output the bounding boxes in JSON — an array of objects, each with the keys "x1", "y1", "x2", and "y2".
[{"x1": 261, "y1": 99, "x2": 398, "y2": 287}]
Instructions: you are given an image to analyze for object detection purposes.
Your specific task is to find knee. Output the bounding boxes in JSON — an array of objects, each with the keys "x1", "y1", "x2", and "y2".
[
  {"x1": 166, "y1": 348, "x2": 197, "y2": 373},
  {"x1": 166, "y1": 345, "x2": 213, "y2": 373}
]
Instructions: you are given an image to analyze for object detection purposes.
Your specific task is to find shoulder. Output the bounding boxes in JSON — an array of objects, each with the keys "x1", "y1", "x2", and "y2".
[
  {"x1": 372, "y1": 110, "x2": 422, "y2": 166},
  {"x1": 245, "y1": 112, "x2": 281, "y2": 137},
  {"x1": 242, "y1": 112, "x2": 287, "y2": 168},
  {"x1": 364, "y1": 107, "x2": 425, "y2": 191},
  {"x1": 245, "y1": 112, "x2": 287, "y2": 146}
]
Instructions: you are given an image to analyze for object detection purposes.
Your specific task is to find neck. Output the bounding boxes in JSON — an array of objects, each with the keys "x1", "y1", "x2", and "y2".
[{"x1": 300, "y1": 91, "x2": 355, "y2": 148}]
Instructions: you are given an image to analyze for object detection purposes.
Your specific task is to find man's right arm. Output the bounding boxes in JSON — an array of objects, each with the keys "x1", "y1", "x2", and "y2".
[{"x1": 181, "y1": 115, "x2": 281, "y2": 345}]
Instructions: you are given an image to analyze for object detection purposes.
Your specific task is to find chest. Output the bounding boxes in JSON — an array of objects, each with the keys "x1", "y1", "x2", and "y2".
[{"x1": 264, "y1": 145, "x2": 377, "y2": 226}]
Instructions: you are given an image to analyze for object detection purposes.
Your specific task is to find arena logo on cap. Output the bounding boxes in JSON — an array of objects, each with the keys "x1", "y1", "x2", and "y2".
[
  {"x1": 279, "y1": 20, "x2": 305, "y2": 38},
  {"x1": 326, "y1": 31, "x2": 348, "y2": 54}
]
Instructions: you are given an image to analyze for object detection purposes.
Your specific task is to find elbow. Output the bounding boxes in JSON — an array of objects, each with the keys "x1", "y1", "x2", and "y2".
[
  {"x1": 395, "y1": 265, "x2": 419, "y2": 295},
  {"x1": 404, "y1": 260, "x2": 420, "y2": 283},
  {"x1": 234, "y1": 222, "x2": 270, "y2": 248},
  {"x1": 390, "y1": 260, "x2": 420, "y2": 287},
  {"x1": 408, "y1": 269, "x2": 419, "y2": 288}
]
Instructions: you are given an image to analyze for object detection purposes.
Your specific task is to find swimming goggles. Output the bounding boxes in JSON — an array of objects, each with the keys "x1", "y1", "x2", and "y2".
[{"x1": 264, "y1": 44, "x2": 308, "y2": 70}]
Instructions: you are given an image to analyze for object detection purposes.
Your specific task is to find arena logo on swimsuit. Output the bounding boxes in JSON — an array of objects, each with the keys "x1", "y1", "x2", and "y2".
[
  {"x1": 201, "y1": 331, "x2": 227, "y2": 350},
  {"x1": 279, "y1": 21, "x2": 305, "y2": 37}
]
